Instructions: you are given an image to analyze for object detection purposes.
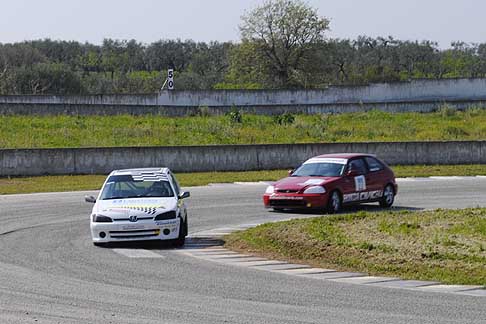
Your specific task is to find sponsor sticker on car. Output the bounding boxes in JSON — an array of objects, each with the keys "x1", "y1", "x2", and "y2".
[
  {"x1": 122, "y1": 224, "x2": 145, "y2": 230},
  {"x1": 270, "y1": 196, "x2": 304, "y2": 200}
]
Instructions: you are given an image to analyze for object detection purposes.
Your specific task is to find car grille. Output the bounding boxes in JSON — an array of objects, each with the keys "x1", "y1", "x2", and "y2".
[
  {"x1": 276, "y1": 189, "x2": 300, "y2": 193},
  {"x1": 154, "y1": 211, "x2": 177, "y2": 221},
  {"x1": 269, "y1": 199, "x2": 307, "y2": 207},
  {"x1": 113, "y1": 217, "x2": 153, "y2": 222},
  {"x1": 109, "y1": 229, "x2": 159, "y2": 239}
]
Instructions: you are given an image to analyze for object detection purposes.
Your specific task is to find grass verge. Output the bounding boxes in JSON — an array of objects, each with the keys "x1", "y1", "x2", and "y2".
[
  {"x1": 2, "y1": 108, "x2": 486, "y2": 148},
  {"x1": 1, "y1": 164, "x2": 486, "y2": 195},
  {"x1": 225, "y1": 208, "x2": 486, "y2": 285}
]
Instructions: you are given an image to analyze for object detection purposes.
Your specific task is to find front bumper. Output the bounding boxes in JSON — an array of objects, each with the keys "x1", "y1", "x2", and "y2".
[
  {"x1": 263, "y1": 193, "x2": 329, "y2": 209},
  {"x1": 90, "y1": 218, "x2": 180, "y2": 243}
]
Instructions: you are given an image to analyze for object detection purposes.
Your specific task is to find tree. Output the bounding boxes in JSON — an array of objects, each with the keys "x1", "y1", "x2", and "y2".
[
  {"x1": 240, "y1": 0, "x2": 329, "y2": 87},
  {"x1": 218, "y1": 41, "x2": 271, "y2": 89}
]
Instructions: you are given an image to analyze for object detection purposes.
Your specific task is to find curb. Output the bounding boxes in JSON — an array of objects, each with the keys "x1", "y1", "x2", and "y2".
[{"x1": 180, "y1": 222, "x2": 486, "y2": 297}]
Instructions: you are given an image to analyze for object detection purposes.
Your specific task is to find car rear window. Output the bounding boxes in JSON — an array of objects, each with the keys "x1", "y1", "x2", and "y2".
[{"x1": 365, "y1": 157, "x2": 385, "y2": 172}]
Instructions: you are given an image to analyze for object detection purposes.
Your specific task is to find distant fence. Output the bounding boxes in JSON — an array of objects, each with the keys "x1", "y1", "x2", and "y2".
[
  {"x1": 1, "y1": 78, "x2": 486, "y2": 116},
  {"x1": 1, "y1": 141, "x2": 485, "y2": 176}
]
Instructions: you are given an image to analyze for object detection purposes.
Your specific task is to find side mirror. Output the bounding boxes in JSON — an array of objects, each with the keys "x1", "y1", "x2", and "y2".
[
  {"x1": 85, "y1": 195, "x2": 97, "y2": 203},
  {"x1": 288, "y1": 169, "x2": 295, "y2": 176},
  {"x1": 178, "y1": 191, "x2": 190, "y2": 199}
]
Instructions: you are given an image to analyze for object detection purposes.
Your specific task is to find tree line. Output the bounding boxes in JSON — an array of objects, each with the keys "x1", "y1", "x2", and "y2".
[{"x1": 1, "y1": 0, "x2": 486, "y2": 94}]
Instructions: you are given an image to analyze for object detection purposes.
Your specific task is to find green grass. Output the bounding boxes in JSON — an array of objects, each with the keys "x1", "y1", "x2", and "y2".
[
  {"x1": 1, "y1": 108, "x2": 486, "y2": 148},
  {"x1": 225, "y1": 208, "x2": 486, "y2": 285},
  {"x1": 1, "y1": 164, "x2": 486, "y2": 195},
  {"x1": 392, "y1": 164, "x2": 486, "y2": 177}
]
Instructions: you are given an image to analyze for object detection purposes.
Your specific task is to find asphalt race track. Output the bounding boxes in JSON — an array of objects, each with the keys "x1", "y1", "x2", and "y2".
[{"x1": 1, "y1": 177, "x2": 486, "y2": 324}]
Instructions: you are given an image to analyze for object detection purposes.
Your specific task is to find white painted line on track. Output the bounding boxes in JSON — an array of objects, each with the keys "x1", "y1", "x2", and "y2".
[
  {"x1": 367, "y1": 280, "x2": 439, "y2": 289},
  {"x1": 231, "y1": 260, "x2": 288, "y2": 267},
  {"x1": 234, "y1": 182, "x2": 268, "y2": 186},
  {"x1": 112, "y1": 249, "x2": 165, "y2": 258},
  {"x1": 457, "y1": 289, "x2": 486, "y2": 297},
  {"x1": 252, "y1": 263, "x2": 310, "y2": 271},
  {"x1": 219, "y1": 257, "x2": 269, "y2": 262},
  {"x1": 331, "y1": 276, "x2": 400, "y2": 285},
  {"x1": 429, "y1": 176, "x2": 464, "y2": 180},
  {"x1": 413, "y1": 285, "x2": 484, "y2": 293},
  {"x1": 275, "y1": 268, "x2": 336, "y2": 275},
  {"x1": 206, "y1": 254, "x2": 255, "y2": 260},
  {"x1": 300, "y1": 271, "x2": 366, "y2": 280},
  {"x1": 396, "y1": 177, "x2": 433, "y2": 182},
  {"x1": 180, "y1": 248, "x2": 226, "y2": 253},
  {"x1": 190, "y1": 250, "x2": 239, "y2": 255}
]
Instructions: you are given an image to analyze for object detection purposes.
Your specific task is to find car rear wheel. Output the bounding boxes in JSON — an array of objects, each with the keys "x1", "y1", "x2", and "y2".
[
  {"x1": 380, "y1": 184, "x2": 395, "y2": 208},
  {"x1": 173, "y1": 218, "x2": 187, "y2": 247},
  {"x1": 327, "y1": 191, "x2": 342, "y2": 214}
]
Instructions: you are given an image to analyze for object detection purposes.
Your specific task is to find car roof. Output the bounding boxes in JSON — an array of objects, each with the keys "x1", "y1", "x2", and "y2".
[
  {"x1": 313, "y1": 153, "x2": 376, "y2": 160},
  {"x1": 111, "y1": 167, "x2": 170, "y2": 175},
  {"x1": 109, "y1": 168, "x2": 171, "y2": 181}
]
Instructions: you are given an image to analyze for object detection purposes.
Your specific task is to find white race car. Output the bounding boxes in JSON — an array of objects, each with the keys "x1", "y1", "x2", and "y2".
[{"x1": 85, "y1": 168, "x2": 190, "y2": 247}]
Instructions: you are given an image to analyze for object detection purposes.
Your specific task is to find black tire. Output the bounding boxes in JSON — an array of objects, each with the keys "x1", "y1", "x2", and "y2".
[
  {"x1": 327, "y1": 191, "x2": 342, "y2": 214},
  {"x1": 272, "y1": 208, "x2": 284, "y2": 212},
  {"x1": 93, "y1": 242, "x2": 107, "y2": 247},
  {"x1": 173, "y1": 218, "x2": 187, "y2": 247},
  {"x1": 380, "y1": 184, "x2": 395, "y2": 208}
]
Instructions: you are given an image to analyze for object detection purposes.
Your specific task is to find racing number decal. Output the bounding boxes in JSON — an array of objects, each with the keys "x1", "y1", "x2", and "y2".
[{"x1": 354, "y1": 175, "x2": 366, "y2": 191}]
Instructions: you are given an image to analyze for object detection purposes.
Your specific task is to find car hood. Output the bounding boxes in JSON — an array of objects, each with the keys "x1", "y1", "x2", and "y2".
[
  {"x1": 274, "y1": 176, "x2": 339, "y2": 192},
  {"x1": 93, "y1": 197, "x2": 177, "y2": 217}
]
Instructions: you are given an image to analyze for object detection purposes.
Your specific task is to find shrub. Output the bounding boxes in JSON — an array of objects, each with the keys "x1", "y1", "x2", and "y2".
[
  {"x1": 274, "y1": 112, "x2": 295, "y2": 125},
  {"x1": 227, "y1": 107, "x2": 243, "y2": 124},
  {"x1": 437, "y1": 103, "x2": 457, "y2": 117}
]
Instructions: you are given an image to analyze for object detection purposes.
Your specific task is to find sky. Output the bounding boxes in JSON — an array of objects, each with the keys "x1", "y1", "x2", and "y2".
[{"x1": 0, "y1": 0, "x2": 482, "y2": 47}]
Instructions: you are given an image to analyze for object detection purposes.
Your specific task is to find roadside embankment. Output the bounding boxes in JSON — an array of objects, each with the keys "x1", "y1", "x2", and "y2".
[{"x1": 225, "y1": 208, "x2": 486, "y2": 285}]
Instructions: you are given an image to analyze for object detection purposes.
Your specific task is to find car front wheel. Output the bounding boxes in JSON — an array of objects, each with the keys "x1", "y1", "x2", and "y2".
[
  {"x1": 327, "y1": 191, "x2": 342, "y2": 214},
  {"x1": 173, "y1": 218, "x2": 187, "y2": 247},
  {"x1": 380, "y1": 184, "x2": 395, "y2": 208}
]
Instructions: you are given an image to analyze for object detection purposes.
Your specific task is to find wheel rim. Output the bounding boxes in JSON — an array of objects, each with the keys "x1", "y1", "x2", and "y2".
[
  {"x1": 331, "y1": 192, "x2": 340, "y2": 211},
  {"x1": 384, "y1": 186, "x2": 394, "y2": 204}
]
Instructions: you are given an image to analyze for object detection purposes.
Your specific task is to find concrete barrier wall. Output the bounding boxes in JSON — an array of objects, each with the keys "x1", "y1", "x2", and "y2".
[
  {"x1": 1, "y1": 141, "x2": 485, "y2": 176},
  {"x1": 1, "y1": 78, "x2": 486, "y2": 116},
  {"x1": 1, "y1": 99, "x2": 486, "y2": 116}
]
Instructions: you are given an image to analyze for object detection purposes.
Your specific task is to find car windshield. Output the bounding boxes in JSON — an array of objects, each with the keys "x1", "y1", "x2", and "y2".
[
  {"x1": 292, "y1": 162, "x2": 345, "y2": 177},
  {"x1": 99, "y1": 175, "x2": 174, "y2": 200}
]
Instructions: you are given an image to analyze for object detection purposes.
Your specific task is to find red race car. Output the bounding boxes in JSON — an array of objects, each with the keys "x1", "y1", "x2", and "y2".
[{"x1": 263, "y1": 153, "x2": 398, "y2": 213}]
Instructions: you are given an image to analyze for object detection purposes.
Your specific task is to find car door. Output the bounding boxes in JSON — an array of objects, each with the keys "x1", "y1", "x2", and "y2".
[
  {"x1": 342, "y1": 158, "x2": 368, "y2": 204},
  {"x1": 364, "y1": 156, "x2": 387, "y2": 200},
  {"x1": 168, "y1": 171, "x2": 187, "y2": 218}
]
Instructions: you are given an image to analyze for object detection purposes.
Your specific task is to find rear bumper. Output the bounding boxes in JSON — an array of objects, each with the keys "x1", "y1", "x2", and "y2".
[
  {"x1": 90, "y1": 218, "x2": 180, "y2": 243},
  {"x1": 263, "y1": 193, "x2": 328, "y2": 209}
]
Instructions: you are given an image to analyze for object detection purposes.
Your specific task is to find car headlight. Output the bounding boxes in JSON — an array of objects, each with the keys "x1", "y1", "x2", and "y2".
[
  {"x1": 265, "y1": 185, "x2": 275, "y2": 194},
  {"x1": 303, "y1": 186, "x2": 326, "y2": 194},
  {"x1": 92, "y1": 214, "x2": 113, "y2": 223}
]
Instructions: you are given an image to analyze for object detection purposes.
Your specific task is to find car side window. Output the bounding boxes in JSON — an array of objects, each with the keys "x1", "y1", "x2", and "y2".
[
  {"x1": 365, "y1": 157, "x2": 385, "y2": 172},
  {"x1": 169, "y1": 172, "x2": 181, "y2": 196},
  {"x1": 347, "y1": 158, "x2": 368, "y2": 175}
]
